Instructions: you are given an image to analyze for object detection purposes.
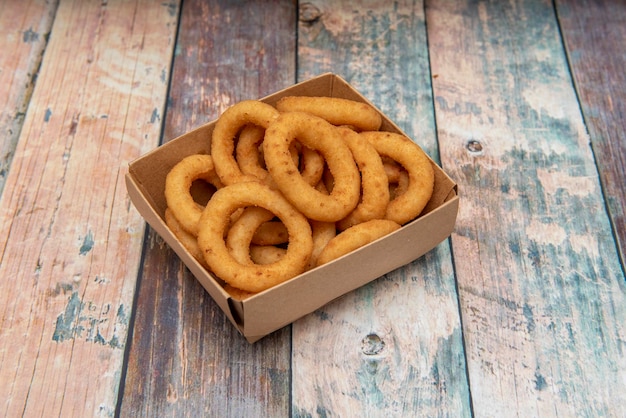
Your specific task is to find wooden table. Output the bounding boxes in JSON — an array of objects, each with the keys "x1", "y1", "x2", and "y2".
[{"x1": 1, "y1": 0, "x2": 625, "y2": 416}]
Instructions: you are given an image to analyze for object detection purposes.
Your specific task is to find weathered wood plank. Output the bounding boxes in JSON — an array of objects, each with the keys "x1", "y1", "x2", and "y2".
[
  {"x1": 427, "y1": 0, "x2": 626, "y2": 416},
  {"x1": 556, "y1": 0, "x2": 626, "y2": 266},
  {"x1": 0, "y1": 1, "x2": 178, "y2": 416},
  {"x1": 292, "y1": 2, "x2": 471, "y2": 416},
  {"x1": 0, "y1": 0, "x2": 58, "y2": 195},
  {"x1": 118, "y1": 1, "x2": 296, "y2": 416}
]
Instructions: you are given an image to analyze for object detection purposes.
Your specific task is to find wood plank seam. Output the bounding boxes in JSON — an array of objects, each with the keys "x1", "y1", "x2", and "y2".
[
  {"x1": 0, "y1": 0, "x2": 60, "y2": 196},
  {"x1": 554, "y1": 0, "x2": 626, "y2": 272},
  {"x1": 113, "y1": 2, "x2": 183, "y2": 413},
  {"x1": 0, "y1": 1, "x2": 180, "y2": 416}
]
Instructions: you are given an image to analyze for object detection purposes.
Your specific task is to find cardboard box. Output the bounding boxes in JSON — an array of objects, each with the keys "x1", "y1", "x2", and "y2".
[{"x1": 126, "y1": 73, "x2": 459, "y2": 343}]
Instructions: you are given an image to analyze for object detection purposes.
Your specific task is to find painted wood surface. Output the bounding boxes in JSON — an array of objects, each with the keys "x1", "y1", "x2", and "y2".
[
  {"x1": 292, "y1": 1, "x2": 471, "y2": 416},
  {"x1": 0, "y1": 0, "x2": 58, "y2": 195},
  {"x1": 427, "y1": 0, "x2": 626, "y2": 416},
  {"x1": 1, "y1": 0, "x2": 625, "y2": 416},
  {"x1": 118, "y1": 1, "x2": 297, "y2": 416},
  {"x1": 556, "y1": 0, "x2": 626, "y2": 266},
  {"x1": 0, "y1": 0, "x2": 178, "y2": 416}
]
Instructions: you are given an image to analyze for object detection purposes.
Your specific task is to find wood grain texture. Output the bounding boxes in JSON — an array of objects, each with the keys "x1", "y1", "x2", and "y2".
[
  {"x1": 118, "y1": 1, "x2": 297, "y2": 416},
  {"x1": 292, "y1": 2, "x2": 471, "y2": 416},
  {"x1": 0, "y1": 0, "x2": 178, "y2": 416},
  {"x1": 0, "y1": 0, "x2": 58, "y2": 195},
  {"x1": 427, "y1": 0, "x2": 626, "y2": 416},
  {"x1": 556, "y1": 0, "x2": 626, "y2": 266}
]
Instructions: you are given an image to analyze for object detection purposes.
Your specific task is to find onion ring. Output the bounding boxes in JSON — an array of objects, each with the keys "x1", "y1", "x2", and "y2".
[
  {"x1": 361, "y1": 131, "x2": 435, "y2": 225},
  {"x1": 336, "y1": 127, "x2": 390, "y2": 230},
  {"x1": 211, "y1": 100, "x2": 280, "y2": 185},
  {"x1": 263, "y1": 111, "x2": 361, "y2": 222},
  {"x1": 224, "y1": 284, "x2": 256, "y2": 300},
  {"x1": 252, "y1": 221, "x2": 288, "y2": 246},
  {"x1": 164, "y1": 208, "x2": 208, "y2": 268},
  {"x1": 303, "y1": 180, "x2": 337, "y2": 270},
  {"x1": 316, "y1": 219, "x2": 401, "y2": 267},
  {"x1": 235, "y1": 125, "x2": 323, "y2": 188},
  {"x1": 382, "y1": 157, "x2": 404, "y2": 183},
  {"x1": 225, "y1": 207, "x2": 288, "y2": 266},
  {"x1": 276, "y1": 96, "x2": 382, "y2": 131},
  {"x1": 250, "y1": 245, "x2": 287, "y2": 265},
  {"x1": 299, "y1": 145, "x2": 325, "y2": 186},
  {"x1": 226, "y1": 206, "x2": 275, "y2": 265},
  {"x1": 164, "y1": 154, "x2": 223, "y2": 236},
  {"x1": 235, "y1": 124, "x2": 270, "y2": 182},
  {"x1": 197, "y1": 182, "x2": 313, "y2": 293},
  {"x1": 390, "y1": 169, "x2": 410, "y2": 200},
  {"x1": 308, "y1": 219, "x2": 337, "y2": 270}
]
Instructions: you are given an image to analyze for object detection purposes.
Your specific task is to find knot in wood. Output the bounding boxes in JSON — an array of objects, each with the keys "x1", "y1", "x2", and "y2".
[
  {"x1": 299, "y1": 3, "x2": 321, "y2": 23},
  {"x1": 361, "y1": 333, "x2": 385, "y2": 355},
  {"x1": 466, "y1": 139, "x2": 483, "y2": 155}
]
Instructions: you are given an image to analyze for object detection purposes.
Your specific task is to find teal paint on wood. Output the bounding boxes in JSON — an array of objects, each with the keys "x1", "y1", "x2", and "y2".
[
  {"x1": 292, "y1": 1, "x2": 470, "y2": 415},
  {"x1": 428, "y1": 0, "x2": 626, "y2": 415},
  {"x1": 52, "y1": 290, "x2": 129, "y2": 349},
  {"x1": 52, "y1": 291, "x2": 82, "y2": 342},
  {"x1": 119, "y1": 1, "x2": 297, "y2": 416},
  {"x1": 294, "y1": 19, "x2": 470, "y2": 416},
  {"x1": 0, "y1": 1, "x2": 59, "y2": 196},
  {"x1": 79, "y1": 230, "x2": 94, "y2": 255},
  {"x1": 556, "y1": 0, "x2": 626, "y2": 267},
  {"x1": 293, "y1": 245, "x2": 471, "y2": 416}
]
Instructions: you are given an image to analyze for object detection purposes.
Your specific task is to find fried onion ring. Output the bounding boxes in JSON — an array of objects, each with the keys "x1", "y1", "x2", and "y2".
[
  {"x1": 235, "y1": 124, "x2": 270, "y2": 182},
  {"x1": 252, "y1": 221, "x2": 289, "y2": 246},
  {"x1": 165, "y1": 154, "x2": 223, "y2": 236},
  {"x1": 235, "y1": 125, "x2": 323, "y2": 188},
  {"x1": 224, "y1": 284, "x2": 257, "y2": 300},
  {"x1": 390, "y1": 169, "x2": 410, "y2": 200},
  {"x1": 164, "y1": 208, "x2": 208, "y2": 268},
  {"x1": 225, "y1": 207, "x2": 288, "y2": 266},
  {"x1": 316, "y1": 219, "x2": 401, "y2": 267},
  {"x1": 263, "y1": 111, "x2": 361, "y2": 222},
  {"x1": 276, "y1": 96, "x2": 382, "y2": 131},
  {"x1": 308, "y1": 219, "x2": 337, "y2": 270},
  {"x1": 226, "y1": 206, "x2": 275, "y2": 264},
  {"x1": 197, "y1": 182, "x2": 313, "y2": 293},
  {"x1": 300, "y1": 179, "x2": 337, "y2": 270},
  {"x1": 299, "y1": 145, "x2": 325, "y2": 186},
  {"x1": 212, "y1": 100, "x2": 280, "y2": 185},
  {"x1": 336, "y1": 127, "x2": 390, "y2": 230},
  {"x1": 250, "y1": 245, "x2": 287, "y2": 265},
  {"x1": 163, "y1": 96, "x2": 441, "y2": 295},
  {"x1": 361, "y1": 131, "x2": 435, "y2": 225},
  {"x1": 382, "y1": 157, "x2": 404, "y2": 183}
]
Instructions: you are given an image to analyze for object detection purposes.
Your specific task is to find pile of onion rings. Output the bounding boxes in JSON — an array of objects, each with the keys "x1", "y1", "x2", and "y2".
[{"x1": 164, "y1": 96, "x2": 435, "y2": 298}]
